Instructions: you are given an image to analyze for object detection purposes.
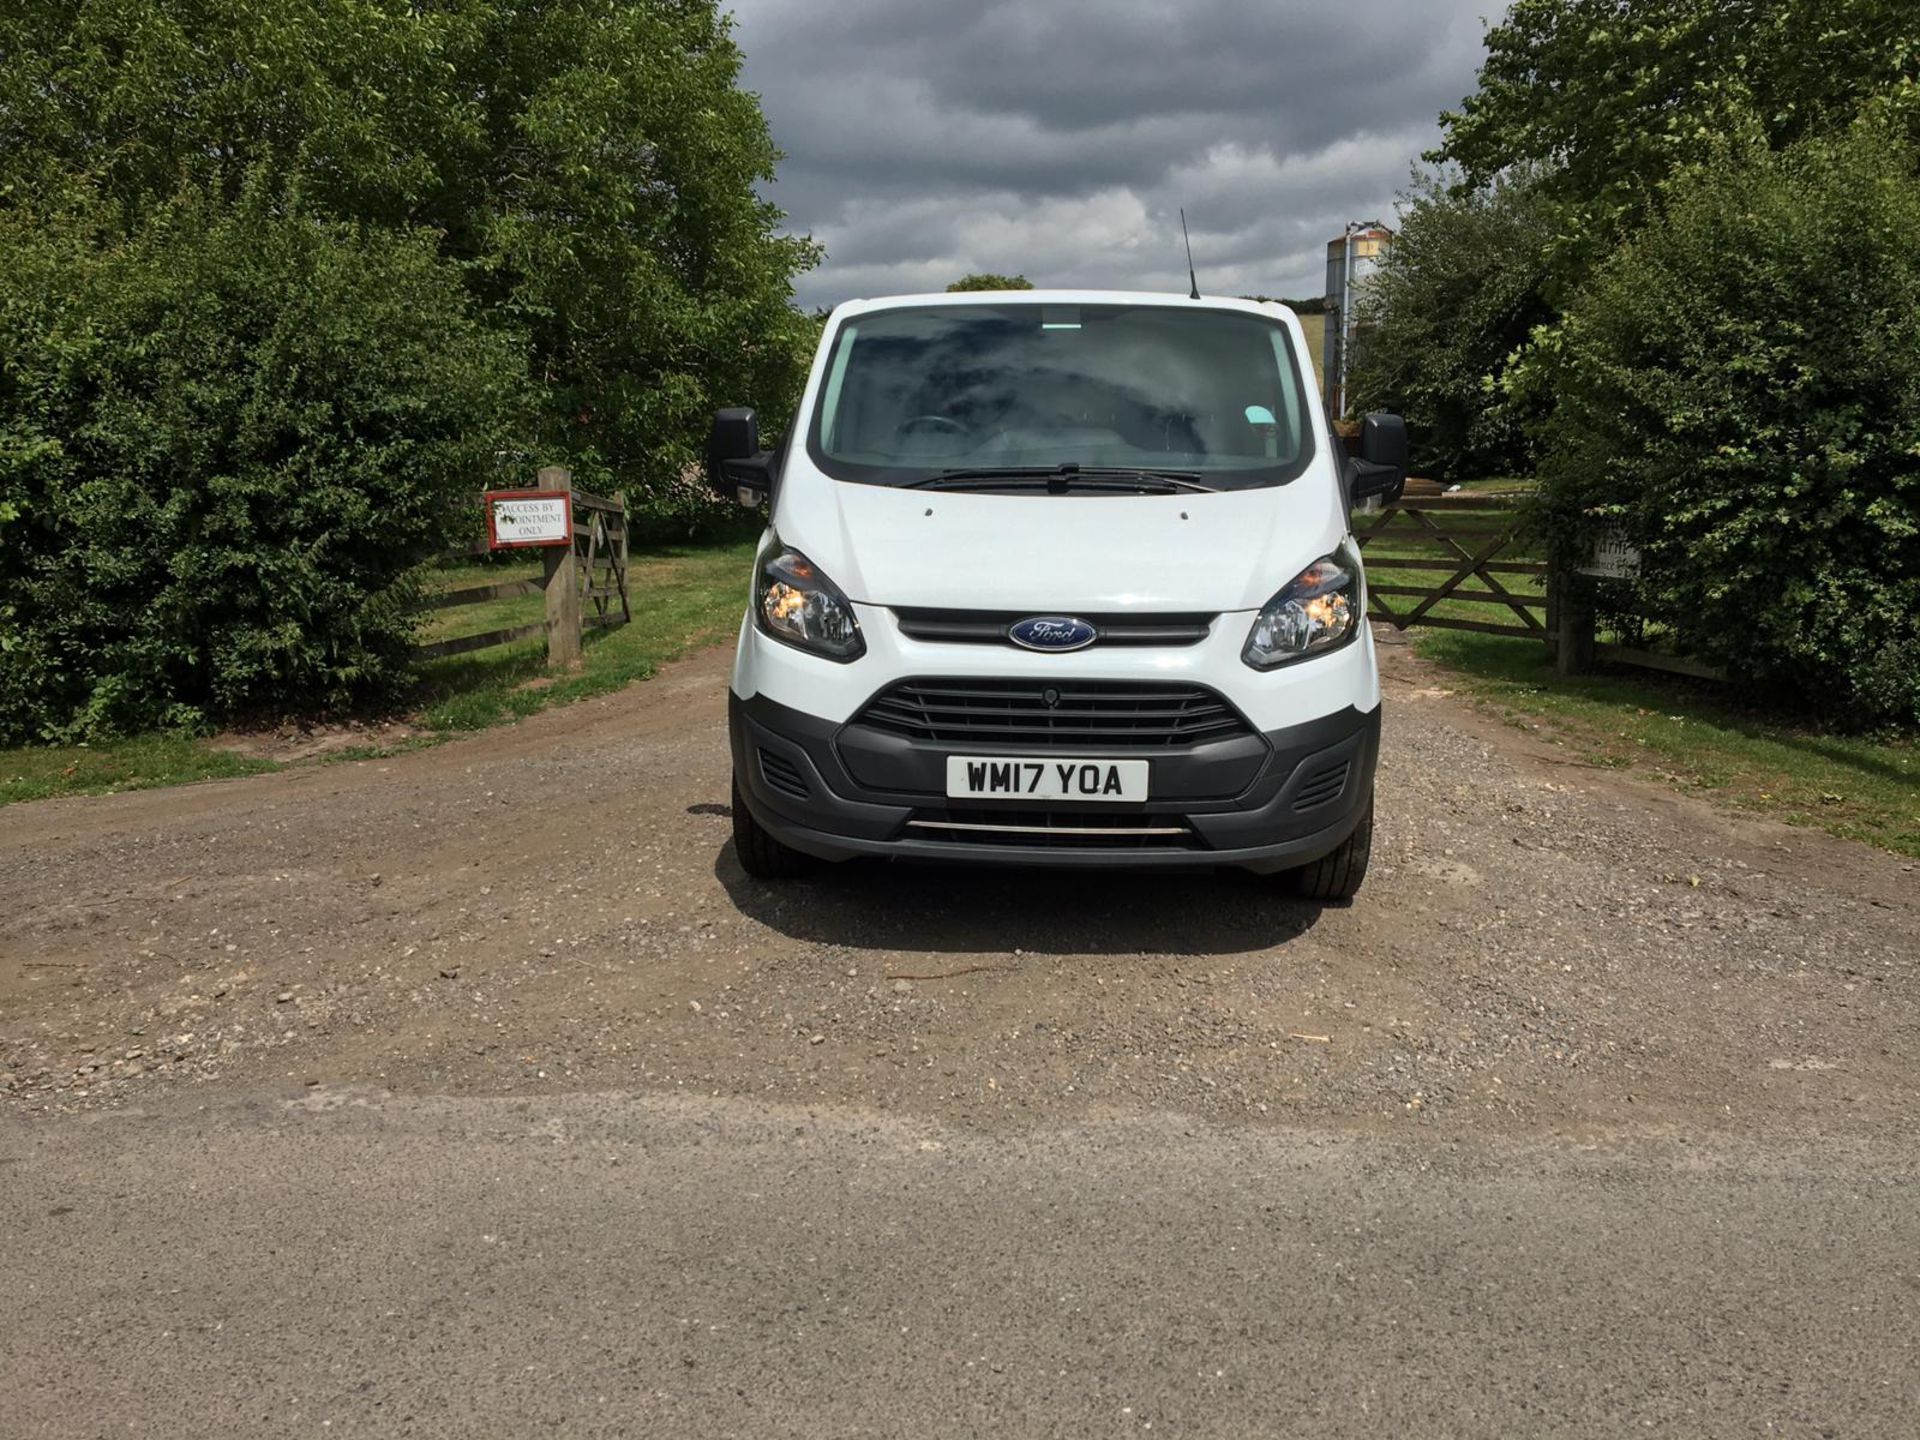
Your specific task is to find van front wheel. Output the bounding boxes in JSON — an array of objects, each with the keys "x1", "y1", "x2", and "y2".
[
  {"x1": 1283, "y1": 796, "x2": 1372, "y2": 902},
  {"x1": 731, "y1": 778, "x2": 817, "y2": 879}
]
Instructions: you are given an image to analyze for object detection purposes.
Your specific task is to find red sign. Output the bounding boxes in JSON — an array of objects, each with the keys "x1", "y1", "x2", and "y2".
[{"x1": 485, "y1": 489, "x2": 572, "y2": 549}]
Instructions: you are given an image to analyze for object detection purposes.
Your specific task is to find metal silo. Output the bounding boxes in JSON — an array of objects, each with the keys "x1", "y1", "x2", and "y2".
[{"x1": 1323, "y1": 221, "x2": 1393, "y2": 420}]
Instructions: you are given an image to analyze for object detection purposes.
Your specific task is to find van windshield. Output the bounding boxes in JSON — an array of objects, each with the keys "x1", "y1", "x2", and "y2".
[{"x1": 806, "y1": 302, "x2": 1315, "y2": 489}]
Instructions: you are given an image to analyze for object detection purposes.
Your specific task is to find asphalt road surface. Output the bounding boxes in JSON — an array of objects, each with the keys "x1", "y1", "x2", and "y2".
[
  {"x1": 7, "y1": 1092, "x2": 1918, "y2": 1437},
  {"x1": 4, "y1": 637, "x2": 1918, "y2": 1436}
]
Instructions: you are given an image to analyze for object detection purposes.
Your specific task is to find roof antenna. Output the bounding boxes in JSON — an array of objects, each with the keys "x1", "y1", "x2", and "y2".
[{"x1": 1180, "y1": 208, "x2": 1200, "y2": 300}]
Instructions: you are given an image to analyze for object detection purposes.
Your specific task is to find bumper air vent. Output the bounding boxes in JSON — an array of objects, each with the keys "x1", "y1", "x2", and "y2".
[
  {"x1": 856, "y1": 679, "x2": 1252, "y2": 749},
  {"x1": 758, "y1": 747, "x2": 811, "y2": 801},
  {"x1": 1292, "y1": 759, "x2": 1351, "y2": 812}
]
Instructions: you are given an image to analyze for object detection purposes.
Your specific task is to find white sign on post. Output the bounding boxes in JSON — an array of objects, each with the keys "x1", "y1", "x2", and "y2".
[
  {"x1": 486, "y1": 489, "x2": 572, "y2": 549},
  {"x1": 1577, "y1": 527, "x2": 1642, "y2": 580}
]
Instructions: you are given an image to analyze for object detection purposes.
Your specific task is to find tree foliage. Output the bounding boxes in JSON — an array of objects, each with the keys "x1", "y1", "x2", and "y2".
[
  {"x1": 1434, "y1": 0, "x2": 1920, "y2": 285},
  {"x1": 0, "y1": 0, "x2": 820, "y2": 514},
  {"x1": 1240, "y1": 295, "x2": 1326, "y2": 314},
  {"x1": 0, "y1": 193, "x2": 528, "y2": 743},
  {"x1": 947, "y1": 274, "x2": 1034, "y2": 292},
  {"x1": 1534, "y1": 124, "x2": 1920, "y2": 725},
  {"x1": 1386, "y1": 0, "x2": 1920, "y2": 441},
  {"x1": 1349, "y1": 171, "x2": 1557, "y2": 478}
]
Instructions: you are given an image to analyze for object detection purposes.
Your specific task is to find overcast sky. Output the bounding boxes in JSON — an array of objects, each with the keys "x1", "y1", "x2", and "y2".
[{"x1": 725, "y1": 0, "x2": 1503, "y2": 310}]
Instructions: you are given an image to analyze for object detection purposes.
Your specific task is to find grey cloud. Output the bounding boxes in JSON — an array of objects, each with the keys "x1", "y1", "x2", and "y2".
[{"x1": 727, "y1": 0, "x2": 1501, "y2": 307}]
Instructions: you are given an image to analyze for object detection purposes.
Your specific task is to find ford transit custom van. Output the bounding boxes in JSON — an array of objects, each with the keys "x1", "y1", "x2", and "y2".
[{"x1": 708, "y1": 291, "x2": 1405, "y2": 900}]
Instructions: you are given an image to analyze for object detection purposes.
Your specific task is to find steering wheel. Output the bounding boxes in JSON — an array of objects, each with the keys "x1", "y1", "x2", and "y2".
[{"x1": 895, "y1": 414, "x2": 971, "y2": 439}]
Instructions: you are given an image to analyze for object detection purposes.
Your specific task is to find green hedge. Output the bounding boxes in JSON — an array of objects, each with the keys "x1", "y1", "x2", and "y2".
[
  {"x1": 1534, "y1": 123, "x2": 1920, "y2": 727},
  {"x1": 0, "y1": 196, "x2": 527, "y2": 743}
]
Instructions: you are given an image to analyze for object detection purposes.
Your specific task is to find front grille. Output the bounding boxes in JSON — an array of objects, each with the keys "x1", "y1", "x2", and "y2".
[
  {"x1": 854, "y1": 679, "x2": 1252, "y2": 748},
  {"x1": 904, "y1": 808, "x2": 1204, "y2": 850},
  {"x1": 894, "y1": 608, "x2": 1214, "y2": 647},
  {"x1": 758, "y1": 747, "x2": 810, "y2": 800},
  {"x1": 1293, "y1": 759, "x2": 1351, "y2": 812}
]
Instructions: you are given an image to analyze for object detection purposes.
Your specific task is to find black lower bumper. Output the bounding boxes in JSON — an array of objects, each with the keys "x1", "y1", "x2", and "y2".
[{"x1": 729, "y1": 690, "x2": 1380, "y2": 874}]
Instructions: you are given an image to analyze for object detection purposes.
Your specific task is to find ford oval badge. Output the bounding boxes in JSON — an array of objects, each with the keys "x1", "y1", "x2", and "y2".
[{"x1": 1008, "y1": 616, "x2": 1098, "y2": 652}]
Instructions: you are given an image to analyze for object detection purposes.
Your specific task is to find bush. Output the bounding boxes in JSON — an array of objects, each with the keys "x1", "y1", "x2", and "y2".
[
  {"x1": 1348, "y1": 171, "x2": 1558, "y2": 478},
  {"x1": 1535, "y1": 124, "x2": 1920, "y2": 727},
  {"x1": 0, "y1": 194, "x2": 528, "y2": 743},
  {"x1": 946, "y1": 274, "x2": 1034, "y2": 292}
]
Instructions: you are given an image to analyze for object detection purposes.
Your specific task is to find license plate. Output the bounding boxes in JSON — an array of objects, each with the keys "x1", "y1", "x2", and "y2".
[{"x1": 945, "y1": 756, "x2": 1149, "y2": 803}]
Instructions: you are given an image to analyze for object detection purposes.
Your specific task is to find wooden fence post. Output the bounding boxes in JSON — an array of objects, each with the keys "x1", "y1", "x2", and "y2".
[
  {"x1": 1551, "y1": 562, "x2": 1595, "y2": 676},
  {"x1": 614, "y1": 490, "x2": 632, "y2": 625},
  {"x1": 539, "y1": 465, "x2": 582, "y2": 669}
]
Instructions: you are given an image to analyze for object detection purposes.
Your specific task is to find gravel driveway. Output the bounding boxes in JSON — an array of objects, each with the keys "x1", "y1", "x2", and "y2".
[{"x1": 5, "y1": 634, "x2": 1913, "y2": 1138}]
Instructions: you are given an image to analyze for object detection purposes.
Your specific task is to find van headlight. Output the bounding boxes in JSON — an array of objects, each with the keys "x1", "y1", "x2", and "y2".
[
  {"x1": 1242, "y1": 541, "x2": 1362, "y2": 670},
  {"x1": 754, "y1": 541, "x2": 865, "y2": 662}
]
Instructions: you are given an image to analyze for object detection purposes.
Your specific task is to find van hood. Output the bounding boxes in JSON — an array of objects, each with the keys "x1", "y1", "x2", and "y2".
[{"x1": 776, "y1": 476, "x2": 1345, "y2": 615}]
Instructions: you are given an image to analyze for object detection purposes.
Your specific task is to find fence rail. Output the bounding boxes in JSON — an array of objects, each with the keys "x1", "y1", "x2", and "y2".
[
  {"x1": 415, "y1": 467, "x2": 629, "y2": 667},
  {"x1": 1353, "y1": 494, "x2": 1548, "y2": 641},
  {"x1": 416, "y1": 621, "x2": 547, "y2": 662},
  {"x1": 427, "y1": 578, "x2": 544, "y2": 610}
]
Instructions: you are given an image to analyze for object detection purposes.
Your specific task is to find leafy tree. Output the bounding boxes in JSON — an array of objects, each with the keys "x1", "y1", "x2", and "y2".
[
  {"x1": 1532, "y1": 123, "x2": 1920, "y2": 726},
  {"x1": 1349, "y1": 171, "x2": 1557, "y2": 478},
  {"x1": 0, "y1": 0, "x2": 820, "y2": 513},
  {"x1": 1362, "y1": 0, "x2": 1920, "y2": 480},
  {"x1": 1240, "y1": 295, "x2": 1326, "y2": 314},
  {"x1": 947, "y1": 274, "x2": 1034, "y2": 292},
  {"x1": 1434, "y1": 0, "x2": 1920, "y2": 286},
  {"x1": 0, "y1": 192, "x2": 528, "y2": 741}
]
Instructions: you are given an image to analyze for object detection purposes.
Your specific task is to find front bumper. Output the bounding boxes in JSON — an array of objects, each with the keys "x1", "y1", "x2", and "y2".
[{"x1": 729, "y1": 690, "x2": 1379, "y2": 873}]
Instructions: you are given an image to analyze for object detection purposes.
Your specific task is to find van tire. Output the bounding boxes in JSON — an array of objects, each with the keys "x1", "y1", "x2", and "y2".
[
  {"x1": 732, "y1": 778, "x2": 817, "y2": 879},
  {"x1": 1284, "y1": 795, "x2": 1372, "y2": 901}
]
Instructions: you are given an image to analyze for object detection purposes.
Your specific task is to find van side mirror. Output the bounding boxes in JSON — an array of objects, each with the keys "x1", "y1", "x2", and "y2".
[
  {"x1": 1348, "y1": 411, "x2": 1408, "y2": 503},
  {"x1": 708, "y1": 407, "x2": 775, "y2": 506}
]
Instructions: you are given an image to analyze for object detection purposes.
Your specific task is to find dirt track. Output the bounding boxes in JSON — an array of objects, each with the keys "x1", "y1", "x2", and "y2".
[{"x1": 5, "y1": 632, "x2": 1916, "y2": 1140}]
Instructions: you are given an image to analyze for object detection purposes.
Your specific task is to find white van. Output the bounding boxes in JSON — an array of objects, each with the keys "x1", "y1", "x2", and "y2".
[{"x1": 707, "y1": 290, "x2": 1406, "y2": 900}]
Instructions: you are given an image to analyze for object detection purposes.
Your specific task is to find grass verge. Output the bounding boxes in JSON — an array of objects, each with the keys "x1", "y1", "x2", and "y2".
[
  {"x1": 413, "y1": 541, "x2": 751, "y2": 731},
  {"x1": 0, "y1": 541, "x2": 754, "y2": 807},
  {"x1": 0, "y1": 735, "x2": 278, "y2": 807},
  {"x1": 1412, "y1": 629, "x2": 1920, "y2": 859}
]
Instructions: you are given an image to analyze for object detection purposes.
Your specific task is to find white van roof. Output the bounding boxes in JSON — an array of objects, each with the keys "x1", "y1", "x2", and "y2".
[{"x1": 827, "y1": 289, "x2": 1298, "y2": 322}]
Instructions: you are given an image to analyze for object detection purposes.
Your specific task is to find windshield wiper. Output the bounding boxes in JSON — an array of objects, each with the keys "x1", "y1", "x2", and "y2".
[{"x1": 908, "y1": 464, "x2": 1217, "y2": 494}]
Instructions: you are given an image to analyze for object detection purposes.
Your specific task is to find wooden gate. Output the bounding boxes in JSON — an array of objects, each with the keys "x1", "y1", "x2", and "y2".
[
  {"x1": 1351, "y1": 494, "x2": 1548, "y2": 641},
  {"x1": 573, "y1": 486, "x2": 632, "y2": 636},
  {"x1": 417, "y1": 467, "x2": 630, "y2": 668}
]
